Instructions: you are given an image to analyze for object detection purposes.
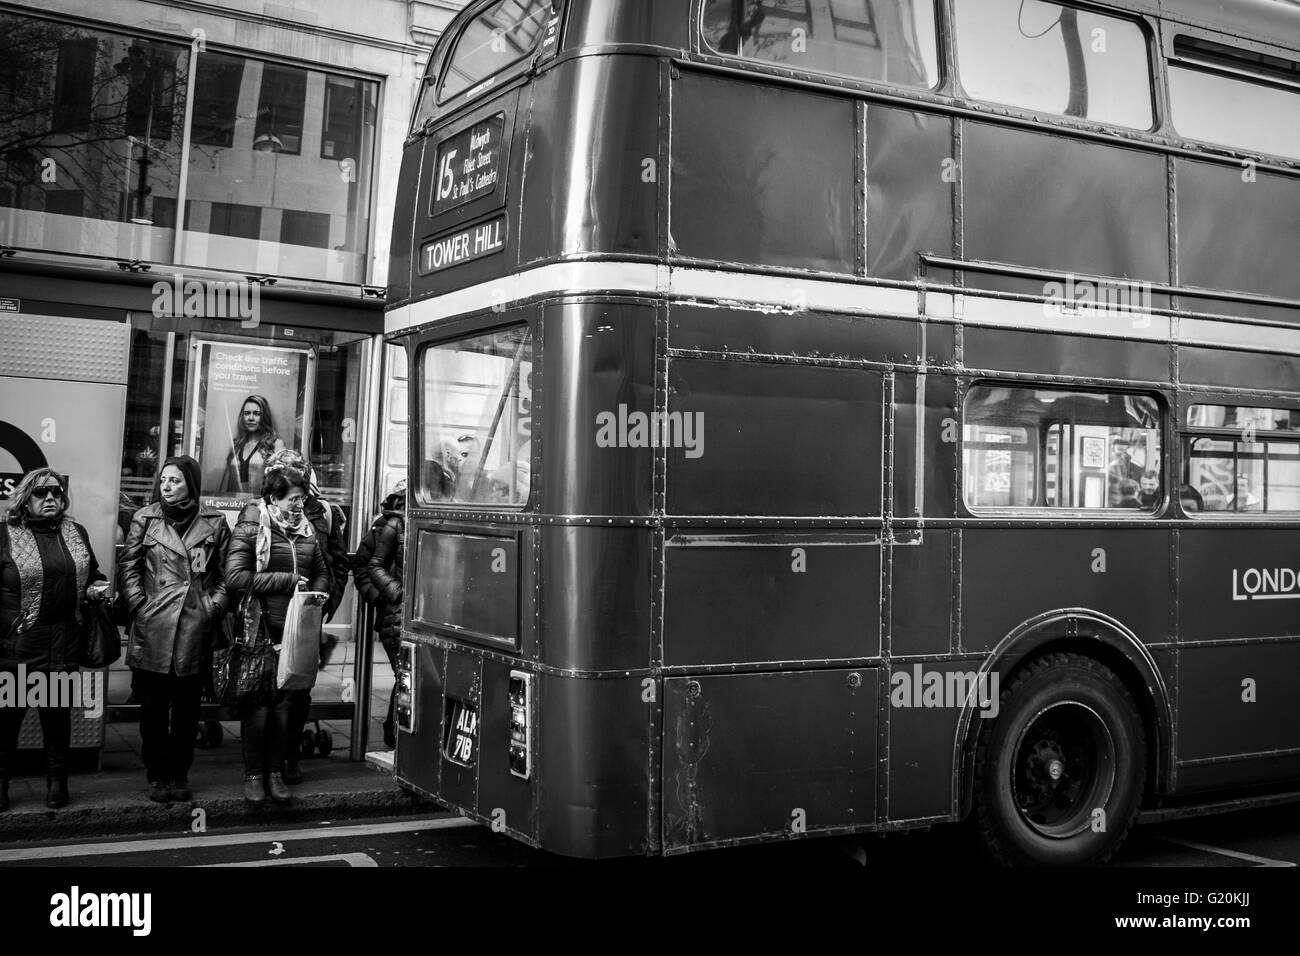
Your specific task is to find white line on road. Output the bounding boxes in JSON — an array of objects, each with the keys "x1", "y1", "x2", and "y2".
[
  {"x1": 0, "y1": 816, "x2": 477, "y2": 863},
  {"x1": 1156, "y1": 836, "x2": 1296, "y2": 867},
  {"x1": 200, "y1": 853, "x2": 379, "y2": 868}
]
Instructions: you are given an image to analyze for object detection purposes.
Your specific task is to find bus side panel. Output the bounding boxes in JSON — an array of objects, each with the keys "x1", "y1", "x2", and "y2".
[
  {"x1": 537, "y1": 674, "x2": 650, "y2": 858},
  {"x1": 666, "y1": 359, "x2": 883, "y2": 516},
  {"x1": 518, "y1": 57, "x2": 660, "y2": 266},
  {"x1": 387, "y1": 137, "x2": 423, "y2": 307},
  {"x1": 1179, "y1": 347, "x2": 1300, "y2": 392},
  {"x1": 669, "y1": 302, "x2": 923, "y2": 365},
  {"x1": 1176, "y1": 529, "x2": 1300, "y2": 784},
  {"x1": 671, "y1": 70, "x2": 857, "y2": 274},
  {"x1": 539, "y1": 526, "x2": 654, "y2": 672},
  {"x1": 891, "y1": 532, "x2": 953, "y2": 657},
  {"x1": 563, "y1": 0, "x2": 691, "y2": 50},
  {"x1": 661, "y1": 669, "x2": 878, "y2": 851},
  {"x1": 394, "y1": 640, "x2": 448, "y2": 800},
  {"x1": 964, "y1": 328, "x2": 1171, "y2": 384},
  {"x1": 887, "y1": 668, "x2": 975, "y2": 821},
  {"x1": 961, "y1": 530, "x2": 1171, "y2": 653},
  {"x1": 865, "y1": 105, "x2": 955, "y2": 284},
  {"x1": 476, "y1": 658, "x2": 537, "y2": 840},
  {"x1": 541, "y1": 300, "x2": 656, "y2": 518},
  {"x1": 661, "y1": 537, "x2": 882, "y2": 666},
  {"x1": 962, "y1": 122, "x2": 1170, "y2": 285},
  {"x1": 1176, "y1": 159, "x2": 1300, "y2": 302}
]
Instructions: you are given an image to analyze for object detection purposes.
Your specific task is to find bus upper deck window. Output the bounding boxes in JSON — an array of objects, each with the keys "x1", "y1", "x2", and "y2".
[
  {"x1": 701, "y1": 0, "x2": 939, "y2": 91},
  {"x1": 954, "y1": 0, "x2": 1154, "y2": 131},
  {"x1": 436, "y1": 0, "x2": 551, "y2": 106},
  {"x1": 1169, "y1": 65, "x2": 1300, "y2": 161}
]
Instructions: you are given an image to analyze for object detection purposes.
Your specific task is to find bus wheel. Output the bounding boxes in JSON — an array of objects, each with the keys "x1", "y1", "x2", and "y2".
[{"x1": 974, "y1": 653, "x2": 1145, "y2": 866}]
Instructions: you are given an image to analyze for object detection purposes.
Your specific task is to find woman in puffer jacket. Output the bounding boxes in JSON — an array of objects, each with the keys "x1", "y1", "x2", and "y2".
[
  {"x1": 224, "y1": 467, "x2": 328, "y2": 806},
  {"x1": 117, "y1": 455, "x2": 229, "y2": 804},
  {"x1": 366, "y1": 486, "x2": 405, "y2": 748}
]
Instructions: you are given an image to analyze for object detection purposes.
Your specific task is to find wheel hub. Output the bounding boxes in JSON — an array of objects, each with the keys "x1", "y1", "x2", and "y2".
[{"x1": 1011, "y1": 702, "x2": 1116, "y2": 839}]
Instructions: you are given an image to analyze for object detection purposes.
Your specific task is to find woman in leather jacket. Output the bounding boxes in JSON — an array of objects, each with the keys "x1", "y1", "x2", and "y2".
[
  {"x1": 117, "y1": 456, "x2": 229, "y2": 803},
  {"x1": 225, "y1": 467, "x2": 328, "y2": 806}
]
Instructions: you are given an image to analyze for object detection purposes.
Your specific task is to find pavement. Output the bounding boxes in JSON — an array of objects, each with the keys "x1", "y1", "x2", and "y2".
[{"x1": 0, "y1": 637, "x2": 438, "y2": 843}]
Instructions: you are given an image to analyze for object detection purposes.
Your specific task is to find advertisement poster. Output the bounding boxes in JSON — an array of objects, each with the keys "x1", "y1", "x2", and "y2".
[{"x1": 186, "y1": 338, "x2": 315, "y2": 514}]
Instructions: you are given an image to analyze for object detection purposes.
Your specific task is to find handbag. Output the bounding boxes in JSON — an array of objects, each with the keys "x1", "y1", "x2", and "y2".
[
  {"x1": 80, "y1": 598, "x2": 122, "y2": 669},
  {"x1": 211, "y1": 593, "x2": 275, "y2": 705}
]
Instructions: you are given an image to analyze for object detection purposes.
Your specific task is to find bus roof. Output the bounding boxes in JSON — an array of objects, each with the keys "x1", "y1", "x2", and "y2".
[{"x1": 1155, "y1": 0, "x2": 1300, "y2": 50}]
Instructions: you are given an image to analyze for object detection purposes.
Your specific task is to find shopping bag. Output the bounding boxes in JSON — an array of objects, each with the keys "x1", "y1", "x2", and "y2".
[{"x1": 277, "y1": 590, "x2": 326, "y2": 691}]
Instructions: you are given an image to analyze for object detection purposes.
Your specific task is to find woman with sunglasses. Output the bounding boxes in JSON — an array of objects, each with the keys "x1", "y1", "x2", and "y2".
[
  {"x1": 224, "y1": 466, "x2": 329, "y2": 806},
  {"x1": 0, "y1": 468, "x2": 109, "y2": 812}
]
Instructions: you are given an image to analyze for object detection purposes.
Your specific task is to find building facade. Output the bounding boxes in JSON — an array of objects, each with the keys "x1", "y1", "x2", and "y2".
[{"x1": 0, "y1": 0, "x2": 466, "y2": 750}]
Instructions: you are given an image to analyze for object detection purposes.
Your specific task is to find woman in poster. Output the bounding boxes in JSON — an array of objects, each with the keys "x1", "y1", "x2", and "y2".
[{"x1": 220, "y1": 395, "x2": 285, "y2": 496}]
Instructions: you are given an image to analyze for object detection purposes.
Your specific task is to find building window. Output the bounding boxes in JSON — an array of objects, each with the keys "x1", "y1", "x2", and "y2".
[
  {"x1": 280, "y1": 208, "x2": 331, "y2": 248},
  {"x1": 191, "y1": 52, "x2": 244, "y2": 148},
  {"x1": 255, "y1": 63, "x2": 306, "y2": 154},
  {"x1": 954, "y1": 0, "x2": 1154, "y2": 130},
  {"x1": 208, "y1": 201, "x2": 262, "y2": 240},
  {"x1": 963, "y1": 385, "x2": 1163, "y2": 511},
  {"x1": 321, "y1": 76, "x2": 362, "y2": 160},
  {"x1": 53, "y1": 37, "x2": 96, "y2": 132},
  {"x1": 123, "y1": 43, "x2": 179, "y2": 140},
  {"x1": 701, "y1": 0, "x2": 940, "y2": 90}
]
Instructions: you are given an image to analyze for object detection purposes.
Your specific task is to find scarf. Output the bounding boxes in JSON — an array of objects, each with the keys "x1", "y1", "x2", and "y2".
[
  {"x1": 7, "y1": 518, "x2": 90, "y2": 635},
  {"x1": 253, "y1": 501, "x2": 313, "y2": 573}
]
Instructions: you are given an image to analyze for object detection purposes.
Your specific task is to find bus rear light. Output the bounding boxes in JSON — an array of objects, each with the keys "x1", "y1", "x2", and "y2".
[
  {"x1": 508, "y1": 670, "x2": 532, "y2": 779},
  {"x1": 396, "y1": 641, "x2": 416, "y2": 734}
]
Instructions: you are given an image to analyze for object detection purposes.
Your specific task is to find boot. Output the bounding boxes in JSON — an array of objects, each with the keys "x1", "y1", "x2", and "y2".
[
  {"x1": 283, "y1": 761, "x2": 303, "y2": 785},
  {"x1": 149, "y1": 780, "x2": 171, "y2": 803},
  {"x1": 266, "y1": 771, "x2": 291, "y2": 804},
  {"x1": 170, "y1": 779, "x2": 192, "y2": 802},
  {"x1": 243, "y1": 772, "x2": 266, "y2": 807},
  {"x1": 0, "y1": 779, "x2": 9, "y2": 813},
  {"x1": 46, "y1": 776, "x2": 68, "y2": 809}
]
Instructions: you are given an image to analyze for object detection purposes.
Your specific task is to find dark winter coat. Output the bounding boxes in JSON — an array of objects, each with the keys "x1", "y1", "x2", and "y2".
[
  {"x1": 117, "y1": 503, "x2": 230, "y2": 677},
  {"x1": 304, "y1": 497, "x2": 348, "y2": 619},
  {"x1": 0, "y1": 518, "x2": 103, "y2": 672},
  {"x1": 367, "y1": 511, "x2": 404, "y2": 648},
  {"x1": 225, "y1": 502, "x2": 330, "y2": 640}
]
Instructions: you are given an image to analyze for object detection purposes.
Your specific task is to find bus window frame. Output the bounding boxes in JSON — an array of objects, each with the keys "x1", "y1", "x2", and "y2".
[
  {"x1": 433, "y1": 0, "x2": 553, "y2": 109},
  {"x1": 1160, "y1": 21, "x2": 1300, "y2": 163},
  {"x1": 951, "y1": 0, "x2": 1161, "y2": 135},
  {"x1": 694, "y1": 0, "x2": 946, "y2": 95},
  {"x1": 960, "y1": 382, "x2": 1168, "y2": 519},
  {"x1": 1178, "y1": 394, "x2": 1300, "y2": 518},
  {"x1": 413, "y1": 317, "x2": 535, "y2": 512}
]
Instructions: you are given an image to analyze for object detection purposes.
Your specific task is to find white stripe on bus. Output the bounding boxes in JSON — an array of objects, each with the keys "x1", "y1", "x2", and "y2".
[{"x1": 385, "y1": 261, "x2": 1300, "y2": 356}]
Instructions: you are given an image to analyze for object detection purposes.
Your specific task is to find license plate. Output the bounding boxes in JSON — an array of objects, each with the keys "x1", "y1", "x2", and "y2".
[{"x1": 444, "y1": 699, "x2": 478, "y2": 768}]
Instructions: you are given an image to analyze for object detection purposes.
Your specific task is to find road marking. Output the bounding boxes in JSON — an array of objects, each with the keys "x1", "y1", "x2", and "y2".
[
  {"x1": 0, "y1": 816, "x2": 477, "y2": 863},
  {"x1": 199, "y1": 852, "x2": 378, "y2": 867},
  {"x1": 1156, "y1": 836, "x2": 1296, "y2": 867}
]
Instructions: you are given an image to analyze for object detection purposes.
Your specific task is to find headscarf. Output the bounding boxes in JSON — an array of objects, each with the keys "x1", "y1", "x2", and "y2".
[{"x1": 153, "y1": 455, "x2": 201, "y2": 534}]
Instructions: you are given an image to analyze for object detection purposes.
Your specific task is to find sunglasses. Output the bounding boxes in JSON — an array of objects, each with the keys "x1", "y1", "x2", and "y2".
[{"x1": 33, "y1": 486, "x2": 64, "y2": 500}]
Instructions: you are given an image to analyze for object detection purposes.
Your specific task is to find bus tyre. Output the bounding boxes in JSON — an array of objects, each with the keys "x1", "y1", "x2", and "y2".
[{"x1": 974, "y1": 653, "x2": 1145, "y2": 867}]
